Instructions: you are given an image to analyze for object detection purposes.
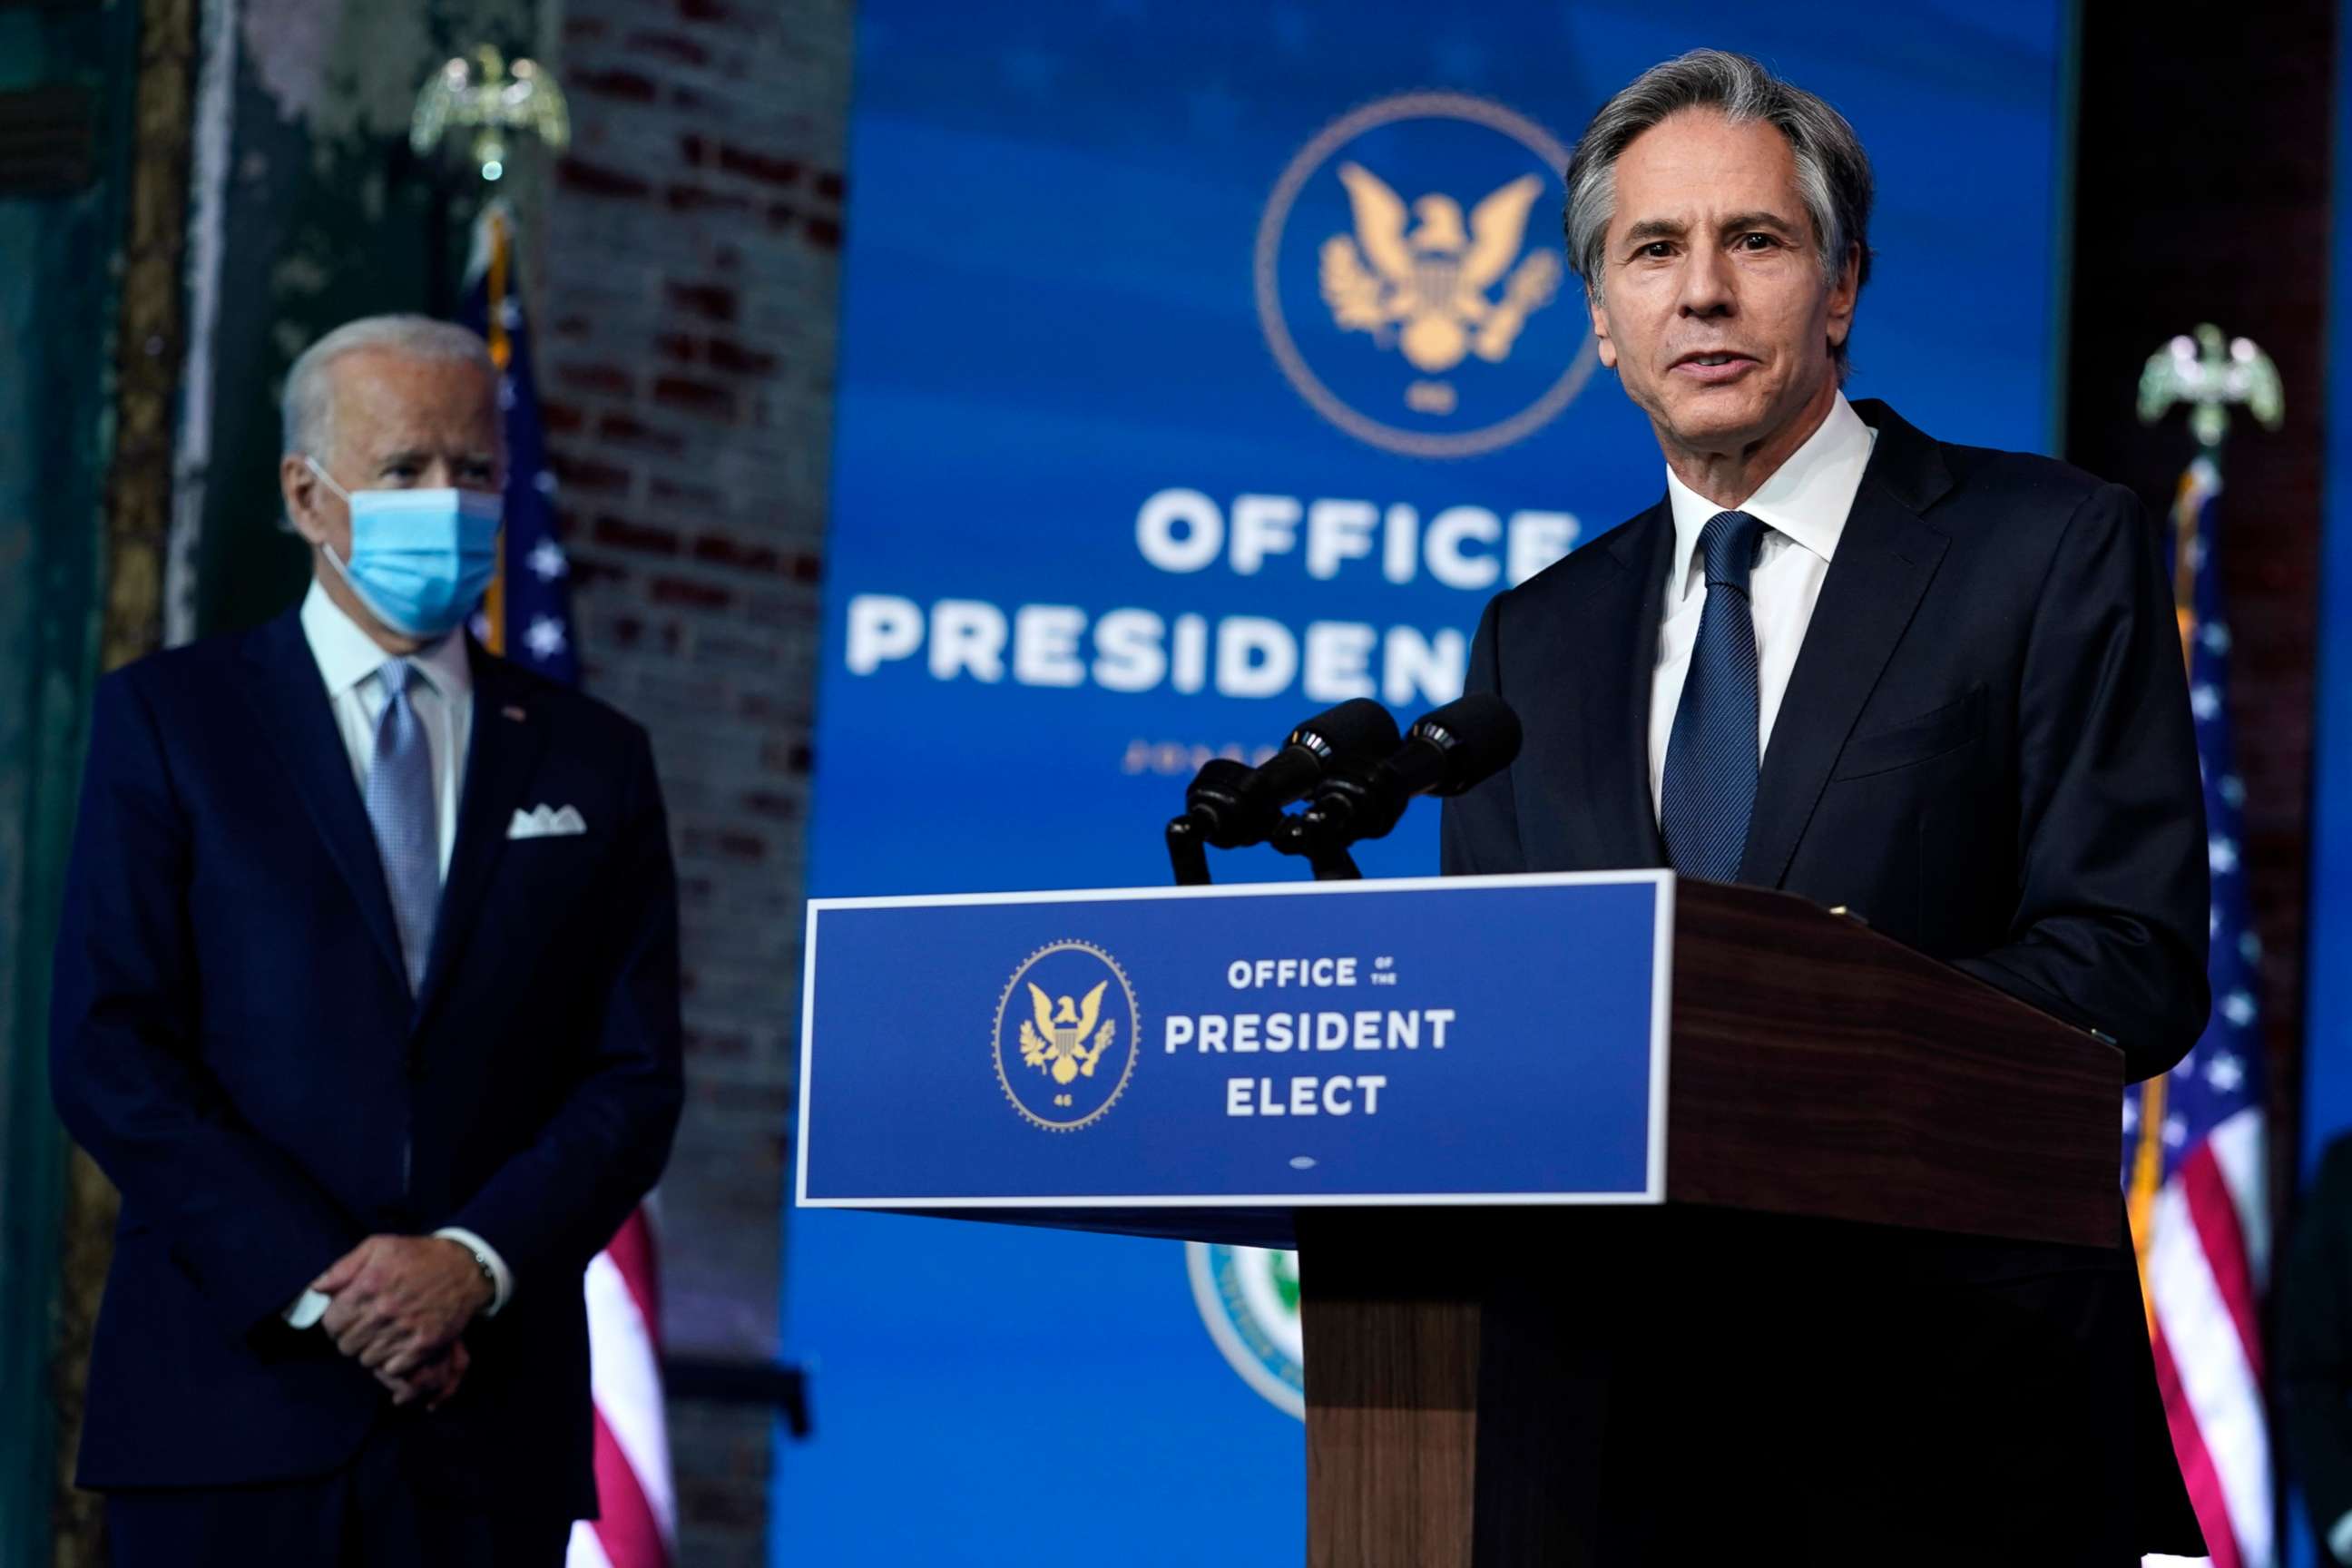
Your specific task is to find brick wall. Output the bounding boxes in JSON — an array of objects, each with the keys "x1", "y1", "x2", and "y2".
[{"x1": 540, "y1": 0, "x2": 852, "y2": 1560}]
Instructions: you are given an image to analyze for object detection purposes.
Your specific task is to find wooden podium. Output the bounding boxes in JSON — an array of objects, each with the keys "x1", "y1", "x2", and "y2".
[
  {"x1": 795, "y1": 872, "x2": 2122, "y2": 1566},
  {"x1": 1290, "y1": 879, "x2": 2121, "y2": 1566}
]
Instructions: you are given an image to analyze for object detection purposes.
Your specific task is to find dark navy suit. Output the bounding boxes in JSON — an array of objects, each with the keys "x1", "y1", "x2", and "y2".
[
  {"x1": 1442, "y1": 400, "x2": 2208, "y2": 1563},
  {"x1": 50, "y1": 607, "x2": 683, "y2": 1561}
]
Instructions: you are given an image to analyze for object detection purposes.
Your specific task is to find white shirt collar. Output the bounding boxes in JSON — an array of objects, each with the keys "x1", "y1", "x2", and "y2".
[
  {"x1": 299, "y1": 579, "x2": 474, "y2": 703},
  {"x1": 1663, "y1": 392, "x2": 1878, "y2": 601}
]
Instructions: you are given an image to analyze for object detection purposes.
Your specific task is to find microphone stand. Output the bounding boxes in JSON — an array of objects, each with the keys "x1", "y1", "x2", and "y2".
[
  {"x1": 1304, "y1": 845, "x2": 1361, "y2": 880},
  {"x1": 1165, "y1": 814, "x2": 1212, "y2": 887},
  {"x1": 1164, "y1": 809, "x2": 1356, "y2": 884},
  {"x1": 1266, "y1": 811, "x2": 1362, "y2": 881}
]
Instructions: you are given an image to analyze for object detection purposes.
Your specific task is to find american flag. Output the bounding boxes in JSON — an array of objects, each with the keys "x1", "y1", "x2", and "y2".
[
  {"x1": 2123, "y1": 456, "x2": 2271, "y2": 1568},
  {"x1": 460, "y1": 201, "x2": 679, "y2": 1568}
]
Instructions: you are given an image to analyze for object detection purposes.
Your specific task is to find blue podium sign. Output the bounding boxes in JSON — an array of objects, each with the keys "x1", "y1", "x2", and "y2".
[{"x1": 798, "y1": 871, "x2": 1671, "y2": 1224}]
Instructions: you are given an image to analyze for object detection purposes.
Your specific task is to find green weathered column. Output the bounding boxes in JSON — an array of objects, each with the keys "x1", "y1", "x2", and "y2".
[{"x1": 0, "y1": 0, "x2": 140, "y2": 1562}]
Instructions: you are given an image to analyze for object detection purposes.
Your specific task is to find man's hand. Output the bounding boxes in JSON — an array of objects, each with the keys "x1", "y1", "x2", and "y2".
[
  {"x1": 312, "y1": 1234, "x2": 495, "y2": 1397},
  {"x1": 382, "y1": 1338, "x2": 472, "y2": 1412}
]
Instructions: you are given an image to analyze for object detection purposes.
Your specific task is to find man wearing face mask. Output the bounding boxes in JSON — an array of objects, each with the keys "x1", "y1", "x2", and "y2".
[{"x1": 50, "y1": 315, "x2": 684, "y2": 1566}]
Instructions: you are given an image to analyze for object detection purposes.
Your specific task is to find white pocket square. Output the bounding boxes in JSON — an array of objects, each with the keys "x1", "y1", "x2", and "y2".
[{"x1": 507, "y1": 804, "x2": 587, "y2": 839}]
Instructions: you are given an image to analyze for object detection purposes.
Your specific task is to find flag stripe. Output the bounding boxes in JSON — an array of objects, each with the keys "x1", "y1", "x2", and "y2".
[
  {"x1": 2150, "y1": 1324, "x2": 2242, "y2": 1568},
  {"x1": 591, "y1": 1406, "x2": 671, "y2": 1568},
  {"x1": 586, "y1": 1250, "x2": 678, "y2": 1543},
  {"x1": 606, "y1": 1207, "x2": 664, "y2": 1348},
  {"x1": 2150, "y1": 1181, "x2": 2272, "y2": 1565},
  {"x1": 2209, "y1": 1108, "x2": 2269, "y2": 1291},
  {"x1": 566, "y1": 1522, "x2": 615, "y2": 1568},
  {"x1": 2179, "y1": 1140, "x2": 2263, "y2": 1384}
]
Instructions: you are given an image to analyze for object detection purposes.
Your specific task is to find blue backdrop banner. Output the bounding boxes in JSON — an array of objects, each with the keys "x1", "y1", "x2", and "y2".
[
  {"x1": 779, "y1": 5, "x2": 2071, "y2": 1562},
  {"x1": 2295, "y1": 3, "x2": 2352, "y2": 1558}
]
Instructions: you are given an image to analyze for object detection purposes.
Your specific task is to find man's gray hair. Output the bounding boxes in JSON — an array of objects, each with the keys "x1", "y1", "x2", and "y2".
[
  {"x1": 1563, "y1": 50, "x2": 1874, "y2": 367},
  {"x1": 280, "y1": 314, "x2": 497, "y2": 460}
]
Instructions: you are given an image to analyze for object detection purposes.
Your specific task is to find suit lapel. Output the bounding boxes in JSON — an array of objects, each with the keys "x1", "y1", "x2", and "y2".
[
  {"x1": 240, "y1": 612, "x2": 408, "y2": 986},
  {"x1": 416, "y1": 645, "x2": 549, "y2": 1019},
  {"x1": 1517, "y1": 501, "x2": 1671, "y2": 870},
  {"x1": 1737, "y1": 404, "x2": 1953, "y2": 887}
]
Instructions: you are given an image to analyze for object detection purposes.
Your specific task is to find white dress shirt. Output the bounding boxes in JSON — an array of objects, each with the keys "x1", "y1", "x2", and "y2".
[
  {"x1": 1648, "y1": 393, "x2": 1880, "y2": 820},
  {"x1": 284, "y1": 581, "x2": 513, "y2": 1325}
]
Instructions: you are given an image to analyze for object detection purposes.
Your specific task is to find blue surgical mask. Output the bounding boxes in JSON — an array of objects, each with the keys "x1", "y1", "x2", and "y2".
[{"x1": 306, "y1": 457, "x2": 503, "y2": 639}]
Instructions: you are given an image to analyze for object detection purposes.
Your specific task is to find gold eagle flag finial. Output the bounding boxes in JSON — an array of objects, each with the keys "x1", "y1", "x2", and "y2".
[
  {"x1": 2137, "y1": 323, "x2": 2283, "y2": 456},
  {"x1": 1318, "y1": 162, "x2": 1562, "y2": 404},
  {"x1": 2132, "y1": 324, "x2": 2285, "y2": 667},
  {"x1": 1019, "y1": 980, "x2": 1115, "y2": 1085},
  {"x1": 411, "y1": 44, "x2": 573, "y2": 184}
]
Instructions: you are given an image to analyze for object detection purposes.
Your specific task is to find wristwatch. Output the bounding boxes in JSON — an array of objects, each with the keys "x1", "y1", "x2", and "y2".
[{"x1": 449, "y1": 1238, "x2": 497, "y2": 1301}]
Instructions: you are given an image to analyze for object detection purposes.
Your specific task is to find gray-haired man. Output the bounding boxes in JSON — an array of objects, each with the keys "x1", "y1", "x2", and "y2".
[
  {"x1": 1444, "y1": 50, "x2": 2207, "y2": 1563},
  {"x1": 53, "y1": 314, "x2": 683, "y2": 1564}
]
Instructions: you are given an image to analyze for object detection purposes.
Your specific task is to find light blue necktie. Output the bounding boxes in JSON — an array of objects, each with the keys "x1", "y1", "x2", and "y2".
[
  {"x1": 1661, "y1": 510, "x2": 1767, "y2": 883},
  {"x1": 364, "y1": 660, "x2": 440, "y2": 995}
]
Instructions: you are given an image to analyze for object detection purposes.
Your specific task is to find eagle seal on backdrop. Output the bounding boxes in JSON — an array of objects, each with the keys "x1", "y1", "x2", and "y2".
[{"x1": 1319, "y1": 162, "x2": 1563, "y2": 376}]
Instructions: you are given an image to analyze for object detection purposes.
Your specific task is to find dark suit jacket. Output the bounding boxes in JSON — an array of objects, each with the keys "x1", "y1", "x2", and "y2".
[
  {"x1": 50, "y1": 607, "x2": 685, "y2": 1518},
  {"x1": 2282, "y1": 1132, "x2": 2352, "y2": 1553},
  {"x1": 1441, "y1": 398, "x2": 2209, "y2": 1552}
]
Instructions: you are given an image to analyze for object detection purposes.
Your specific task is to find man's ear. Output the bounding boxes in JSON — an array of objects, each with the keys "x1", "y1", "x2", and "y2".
[
  {"x1": 1588, "y1": 284, "x2": 1618, "y2": 369},
  {"x1": 1825, "y1": 243, "x2": 1861, "y2": 350},
  {"x1": 281, "y1": 455, "x2": 328, "y2": 546}
]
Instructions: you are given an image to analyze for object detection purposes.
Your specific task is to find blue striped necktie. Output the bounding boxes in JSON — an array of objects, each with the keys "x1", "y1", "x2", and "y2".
[
  {"x1": 1661, "y1": 509, "x2": 1767, "y2": 883},
  {"x1": 365, "y1": 659, "x2": 440, "y2": 994}
]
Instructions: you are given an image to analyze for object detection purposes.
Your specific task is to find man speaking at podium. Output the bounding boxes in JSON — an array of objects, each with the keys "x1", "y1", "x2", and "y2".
[{"x1": 1442, "y1": 51, "x2": 2206, "y2": 1564}]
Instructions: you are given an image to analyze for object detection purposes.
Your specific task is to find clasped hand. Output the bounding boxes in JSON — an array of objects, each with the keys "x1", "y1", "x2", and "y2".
[{"x1": 311, "y1": 1235, "x2": 495, "y2": 1411}]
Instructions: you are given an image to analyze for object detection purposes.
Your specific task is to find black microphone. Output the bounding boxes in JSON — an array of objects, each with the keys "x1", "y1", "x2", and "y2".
[
  {"x1": 1172, "y1": 758, "x2": 1258, "y2": 849},
  {"x1": 1280, "y1": 694, "x2": 1523, "y2": 853},
  {"x1": 1170, "y1": 699, "x2": 1401, "y2": 850}
]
